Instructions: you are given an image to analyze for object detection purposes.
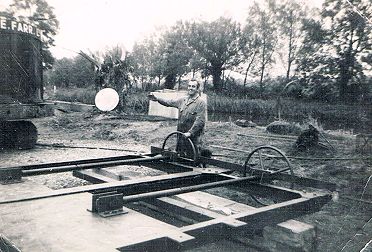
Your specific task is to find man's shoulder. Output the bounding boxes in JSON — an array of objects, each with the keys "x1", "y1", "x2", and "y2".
[{"x1": 196, "y1": 95, "x2": 207, "y2": 105}]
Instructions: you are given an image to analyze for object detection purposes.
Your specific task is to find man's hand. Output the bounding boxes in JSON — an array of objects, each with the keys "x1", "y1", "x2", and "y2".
[
  {"x1": 148, "y1": 93, "x2": 158, "y2": 101},
  {"x1": 184, "y1": 132, "x2": 191, "y2": 138}
]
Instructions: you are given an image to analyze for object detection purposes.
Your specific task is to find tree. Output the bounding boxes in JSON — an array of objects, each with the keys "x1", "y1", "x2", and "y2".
[
  {"x1": 129, "y1": 34, "x2": 167, "y2": 89},
  {"x1": 296, "y1": 16, "x2": 338, "y2": 101},
  {"x1": 297, "y1": 0, "x2": 371, "y2": 103},
  {"x1": 99, "y1": 45, "x2": 132, "y2": 91},
  {"x1": 188, "y1": 52, "x2": 206, "y2": 79},
  {"x1": 248, "y1": 1, "x2": 278, "y2": 97},
  {"x1": 47, "y1": 55, "x2": 96, "y2": 88},
  {"x1": 130, "y1": 40, "x2": 154, "y2": 87},
  {"x1": 8, "y1": 0, "x2": 59, "y2": 69},
  {"x1": 240, "y1": 22, "x2": 260, "y2": 86},
  {"x1": 70, "y1": 56, "x2": 95, "y2": 88},
  {"x1": 48, "y1": 58, "x2": 74, "y2": 88},
  {"x1": 275, "y1": 0, "x2": 308, "y2": 80},
  {"x1": 187, "y1": 17, "x2": 242, "y2": 91},
  {"x1": 321, "y1": 0, "x2": 372, "y2": 102},
  {"x1": 159, "y1": 21, "x2": 193, "y2": 89}
]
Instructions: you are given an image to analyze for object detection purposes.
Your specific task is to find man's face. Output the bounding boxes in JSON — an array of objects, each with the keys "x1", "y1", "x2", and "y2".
[{"x1": 188, "y1": 81, "x2": 198, "y2": 96}]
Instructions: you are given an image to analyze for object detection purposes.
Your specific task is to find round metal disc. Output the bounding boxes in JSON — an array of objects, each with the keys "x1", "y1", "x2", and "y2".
[{"x1": 95, "y1": 88, "x2": 119, "y2": 111}]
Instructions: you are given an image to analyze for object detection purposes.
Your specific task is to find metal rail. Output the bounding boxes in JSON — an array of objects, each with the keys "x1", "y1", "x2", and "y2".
[
  {"x1": 0, "y1": 172, "x2": 203, "y2": 205},
  {"x1": 0, "y1": 154, "x2": 168, "y2": 182},
  {"x1": 121, "y1": 176, "x2": 256, "y2": 203},
  {"x1": 22, "y1": 155, "x2": 165, "y2": 176},
  {"x1": 0, "y1": 158, "x2": 302, "y2": 206},
  {"x1": 5, "y1": 154, "x2": 157, "y2": 170}
]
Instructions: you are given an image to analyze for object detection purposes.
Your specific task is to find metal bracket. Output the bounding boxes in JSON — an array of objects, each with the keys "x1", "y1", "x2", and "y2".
[
  {"x1": 161, "y1": 150, "x2": 179, "y2": 162},
  {"x1": 89, "y1": 191, "x2": 128, "y2": 218},
  {"x1": 0, "y1": 168, "x2": 22, "y2": 184}
]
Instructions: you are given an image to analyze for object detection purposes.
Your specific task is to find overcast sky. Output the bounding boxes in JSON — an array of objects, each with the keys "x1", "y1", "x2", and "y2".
[
  {"x1": 47, "y1": 0, "x2": 254, "y2": 59},
  {"x1": 49, "y1": 0, "x2": 326, "y2": 59},
  {"x1": 1, "y1": 0, "x2": 324, "y2": 59}
]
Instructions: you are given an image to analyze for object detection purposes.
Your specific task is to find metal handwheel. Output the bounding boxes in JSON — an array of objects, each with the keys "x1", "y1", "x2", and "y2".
[
  {"x1": 243, "y1": 145, "x2": 293, "y2": 178},
  {"x1": 243, "y1": 145, "x2": 294, "y2": 189},
  {"x1": 243, "y1": 145, "x2": 294, "y2": 206},
  {"x1": 161, "y1": 131, "x2": 198, "y2": 163}
]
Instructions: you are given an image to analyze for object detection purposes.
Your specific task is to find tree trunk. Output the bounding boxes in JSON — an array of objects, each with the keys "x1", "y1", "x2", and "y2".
[
  {"x1": 286, "y1": 17, "x2": 294, "y2": 81},
  {"x1": 164, "y1": 74, "x2": 176, "y2": 89},
  {"x1": 339, "y1": 59, "x2": 352, "y2": 102},
  {"x1": 157, "y1": 74, "x2": 161, "y2": 87},
  {"x1": 259, "y1": 62, "x2": 265, "y2": 98},
  {"x1": 211, "y1": 66, "x2": 223, "y2": 91},
  {"x1": 339, "y1": 28, "x2": 355, "y2": 102},
  {"x1": 259, "y1": 45, "x2": 266, "y2": 98},
  {"x1": 258, "y1": 35, "x2": 269, "y2": 98},
  {"x1": 243, "y1": 51, "x2": 257, "y2": 86}
]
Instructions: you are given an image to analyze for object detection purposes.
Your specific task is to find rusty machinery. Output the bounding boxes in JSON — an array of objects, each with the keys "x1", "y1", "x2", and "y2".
[{"x1": 0, "y1": 132, "x2": 336, "y2": 251}]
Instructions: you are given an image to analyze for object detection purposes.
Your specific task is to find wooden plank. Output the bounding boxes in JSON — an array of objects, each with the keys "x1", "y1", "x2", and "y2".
[
  {"x1": 174, "y1": 191, "x2": 255, "y2": 215},
  {"x1": 180, "y1": 193, "x2": 331, "y2": 237}
]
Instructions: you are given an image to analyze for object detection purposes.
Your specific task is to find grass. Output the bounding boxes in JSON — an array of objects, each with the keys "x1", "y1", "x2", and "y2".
[
  {"x1": 47, "y1": 87, "x2": 150, "y2": 113},
  {"x1": 46, "y1": 87, "x2": 369, "y2": 131},
  {"x1": 207, "y1": 92, "x2": 368, "y2": 128},
  {"x1": 48, "y1": 87, "x2": 96, "y2": 104}
]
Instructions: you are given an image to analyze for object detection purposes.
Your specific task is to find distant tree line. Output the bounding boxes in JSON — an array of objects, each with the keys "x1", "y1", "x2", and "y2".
[{"x1": 12, "y1": 0, "x2": 369, "y2": 104}]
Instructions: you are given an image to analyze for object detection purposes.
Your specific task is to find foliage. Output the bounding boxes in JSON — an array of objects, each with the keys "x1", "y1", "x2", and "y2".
[
  {"x1": 52, "y1": 87, "x2": 96, "y2": 104},
  {"x1": 239, "y1": 22, "x2": 259, "y2": 86},
  {"x1": 46, "y1": 56, "x2": 95, "y2": 88},
  {"x1": 128, "y1": 35, "x2": 165, "y2": 88},
  {"x1": 99, "y1": 45, "x2": 132, "y2": 92},
  {"x1": 44, "y1": 0, "x2": 371, "y2": 106},
  {"x1": 297, "y1": 0, "x2": 372, "y2": 103},
  {"x1": 51, "y1": 84, "x2": 370, "y2": 133},
  {"x1": 160, "y1": 22, "x2": 194, "y2": 89},
  {"x1": 274, "y1": 0, "x2": 308, "y2": 80},
  {"x1": 247, "y1": 1, "x2": 278, "y2": 96},
  {"x1": 186, "y1": 17, "x2": 242, "y2": 91}
]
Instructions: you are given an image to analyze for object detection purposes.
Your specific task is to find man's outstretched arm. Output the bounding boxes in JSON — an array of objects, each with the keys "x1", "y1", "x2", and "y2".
[{"x1": 148, "y1": 93, "x2": 181, "y2": 108}]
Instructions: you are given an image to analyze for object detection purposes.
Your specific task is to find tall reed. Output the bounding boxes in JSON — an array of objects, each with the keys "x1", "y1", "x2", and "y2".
[{"x1": 50, "y1": 87, "x2": 368, "y2": 129}]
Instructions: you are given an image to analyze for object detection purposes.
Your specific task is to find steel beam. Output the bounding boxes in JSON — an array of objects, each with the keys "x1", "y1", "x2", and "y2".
[
  {"x1": 0, "y1": 172, "x2": 220, "y2": 205},
  {"x1": 22, "y1": 155, "x2": 166, "y2": 176},
  {"x1": 119, "y1": 191, "x2": 330, "y2": 251}
]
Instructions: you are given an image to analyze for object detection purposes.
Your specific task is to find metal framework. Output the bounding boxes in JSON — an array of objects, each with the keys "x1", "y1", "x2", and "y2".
[{"x1": 0, "y1": 136, "x2": 336, "y2": 251}]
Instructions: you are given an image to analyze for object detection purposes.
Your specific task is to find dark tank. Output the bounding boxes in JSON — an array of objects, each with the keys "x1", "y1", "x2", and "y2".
[{"x1": 0, "y1": 16, "x2": 53, "y2": 149}]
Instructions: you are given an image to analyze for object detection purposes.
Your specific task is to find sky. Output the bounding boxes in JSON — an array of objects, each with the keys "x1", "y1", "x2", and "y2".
[
  {"x1": 1, "y1": 0, "x2": 324, "y2": 59},
  {"x1": 48, "y1": 0, "x2": 326, "y2": 59},
  {"x1": 48, "y1": 0, "x2": 255, "y2": 59}
]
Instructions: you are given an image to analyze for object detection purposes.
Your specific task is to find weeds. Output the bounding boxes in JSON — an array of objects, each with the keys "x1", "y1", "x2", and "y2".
[
  {"x1": 49, "y1": 87, "x2": 368, "y2": 131},
  {"x1": 51, "y1": 87, "x2": 96, "y2": 104}
]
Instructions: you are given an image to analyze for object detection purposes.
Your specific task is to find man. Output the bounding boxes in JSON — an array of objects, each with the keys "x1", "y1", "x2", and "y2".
[{"x1": 148, "y1": 79, "x2": 206, "y2": 158}]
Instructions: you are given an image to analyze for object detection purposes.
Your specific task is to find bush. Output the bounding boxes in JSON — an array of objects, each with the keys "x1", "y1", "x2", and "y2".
[{"x1": 53, "y1": 87, "x2": 96, "y2": 104}]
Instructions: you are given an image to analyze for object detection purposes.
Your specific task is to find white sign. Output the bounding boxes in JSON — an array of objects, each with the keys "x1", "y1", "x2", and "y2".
[{"x1": 0, "y1": 16, "x2": 45, "y2": 41}]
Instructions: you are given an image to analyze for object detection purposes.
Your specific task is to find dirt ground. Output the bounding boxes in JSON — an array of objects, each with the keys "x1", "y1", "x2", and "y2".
[{"x1": 1, "y1": 110, "x2": 371, "y2": 251}]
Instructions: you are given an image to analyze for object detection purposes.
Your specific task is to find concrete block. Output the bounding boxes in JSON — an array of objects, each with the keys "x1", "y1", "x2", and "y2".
[{"x1": 263, "y1": 219, "x2": 316, "y2": 252}]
